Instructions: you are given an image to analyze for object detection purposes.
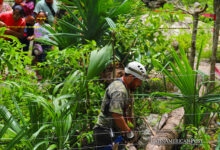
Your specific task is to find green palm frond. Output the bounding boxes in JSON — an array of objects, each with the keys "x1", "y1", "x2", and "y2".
[
  {"x1": 0, "y1": 105, "x2": 21, "y2": 133},
  {"x1": 87, "y1": 44, "x2": 113, "y2": 80},
  {"x1": 152, "y1": 47, "x2": 206, "y2": 127},
  {"x1": 40, "y1": 0, "x2": 132, "y2": 49}
]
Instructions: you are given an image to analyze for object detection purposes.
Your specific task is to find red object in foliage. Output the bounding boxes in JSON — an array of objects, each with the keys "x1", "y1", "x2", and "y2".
[
  {"x1": 215, "y1": 66, "x2": 220, "y2": 76},
  {"x1": 201, "y1": 13, "x2": 216, "y2": 21}
]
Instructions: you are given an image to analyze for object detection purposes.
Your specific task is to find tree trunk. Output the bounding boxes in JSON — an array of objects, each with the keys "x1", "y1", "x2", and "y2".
[
  {"x1": 145, "y1": 107, "x2": 184, "y2": 150},
  {"x1": 209, "y1": 0, "x2": 220, "y2": 90},
  {"x1": 175, "y1": 3, "x2": 207, "y2": 69},
  {"x1": 190, "y1": 14, "x2": 199, "y2": 69}
]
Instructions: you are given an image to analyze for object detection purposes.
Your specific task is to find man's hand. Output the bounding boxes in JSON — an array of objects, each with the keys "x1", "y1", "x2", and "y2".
[
  {"x1": 125, "y1": 130, "x2": 139, "y2": 143},
  {"x1": 132, "y1": 131, "x2": 139, "y2": 143},
  {"x1": 5, "y1": 28, "x2": 24, "y2": 39},
  {"x1": 0, "y1": 21, "x2": 6, "y2": 27},
  {"x1": 25, "y1": 16, "x2": 35, "y2": 25},
  {"x1": 27, "y1": 36, "x2": 34, "y2": 41},
  {"x1": 20, "y1": 3, "x2": 25, "y2": 7}
]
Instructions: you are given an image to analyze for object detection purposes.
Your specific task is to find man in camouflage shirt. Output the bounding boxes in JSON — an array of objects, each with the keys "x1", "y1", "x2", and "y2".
[{"x1": 93, "y1": 61, "x2": 148, "y2": 149}]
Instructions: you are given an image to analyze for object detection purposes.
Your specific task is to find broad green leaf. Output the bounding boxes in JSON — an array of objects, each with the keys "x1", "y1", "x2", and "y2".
[
  {"x1": 47, "y1": 144, "x2": 57, "y2": 150},
  {"x1": 58, "y1": 20, "x2": 84, "y2": 34},
  {"x1": 30, "y1": 124, "x2": 50, "y2": 141},
  {"x1": 216, "y1": 133, "x2": 220, "y2": 150},
  {"x1": 0, "y1": 124, "x2": 17, "y2": 138},
  {"x1": 25, "y1": 94, "x2": 55, "y2": 118},
  {"x1": 61, "y1": 70, "x2": 82, "y2": 95},
  {"x1": 0, "y1": 117, "x2": 13, "y2": 139},
  {"x1": 87, "y1": 44, "x2": 113, "y2": 80},
  {"x1": 6, "y1": 128, "x2": 27, "y2": 149},
  {"x1": 53, "y1": 83, "x2": 64, "y2": 95},
  {"x1": 33, "y1": 141, "x2": 49, "y2": 150},
  {"x1": 110, "y1": 0, "x2": 132, "y2": 18},
  {"x1": 0, "y1": 105, "x2": 21, "y2": 133},
  {"x1": 62, "y1": 4, "x2": 87, "y2": 31},
  {"x1": 105, "y1": 17, "x2": 116, "y2": 28}
]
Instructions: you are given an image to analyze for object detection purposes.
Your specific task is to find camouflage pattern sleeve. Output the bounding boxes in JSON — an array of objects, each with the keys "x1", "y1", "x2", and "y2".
[{"x1": 108, "y1": 91, "x2": 126, "y2": 115}]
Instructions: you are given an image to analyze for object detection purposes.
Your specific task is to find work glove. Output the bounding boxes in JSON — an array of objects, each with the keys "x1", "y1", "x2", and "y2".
[
  {"x1": 124, "y1": 130, "x2": 134, "y2": 142},
  {"x1": 125, "y1": 130, "x2": 139, "y2": 143}
]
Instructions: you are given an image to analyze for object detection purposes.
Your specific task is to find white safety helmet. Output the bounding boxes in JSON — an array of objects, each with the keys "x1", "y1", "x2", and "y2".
[{"x1": 125, "y1": 61, "x2": 147, "y2": 81}]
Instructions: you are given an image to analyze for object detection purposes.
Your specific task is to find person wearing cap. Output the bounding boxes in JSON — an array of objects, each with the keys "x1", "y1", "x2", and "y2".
[{"x1": 93, "y1": 61, "x2": 148, "y2": 149}]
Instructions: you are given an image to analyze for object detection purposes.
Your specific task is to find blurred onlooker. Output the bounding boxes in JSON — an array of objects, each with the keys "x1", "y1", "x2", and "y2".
[
  {"x1": 27, "y1": 10, "x2": 51, "y2": 79},
  {"x1": 0, "y1": 0, "x2": 12, "y2": 13},
  {"x1": 13, "y1": 0, "x2": 35, "y2": 51},
  {"x1": 55, "y1": 2, "x2": 68, "y2": 19},
  {"x1": 34, "y1": 0, "x2": 59, "y2": 24},
  {"x1": 0, "y1": 5, "x2": 25, "y2": 39}
]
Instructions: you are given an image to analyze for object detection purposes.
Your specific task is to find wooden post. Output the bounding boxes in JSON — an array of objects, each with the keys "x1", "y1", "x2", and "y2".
[{"x1": 209, "y1": 0, "x2": 220, "y2": 90}]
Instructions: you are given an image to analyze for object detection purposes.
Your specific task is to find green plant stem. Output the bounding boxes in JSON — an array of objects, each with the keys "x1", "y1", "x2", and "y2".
[
  {"x1": 163, "y1": 74, "x2": 167, "y2": 92},
  {"x1": 121, "y1": 38, "x2": 138, "y2": 65},
  {"x1": 112, "y1": 32, "x2": 116, "y2": 79}
]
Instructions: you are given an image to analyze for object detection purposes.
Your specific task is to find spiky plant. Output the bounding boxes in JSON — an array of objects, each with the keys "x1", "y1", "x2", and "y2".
[{"x1": 152, "y1": 45, "x2": 220, "y2": 127}]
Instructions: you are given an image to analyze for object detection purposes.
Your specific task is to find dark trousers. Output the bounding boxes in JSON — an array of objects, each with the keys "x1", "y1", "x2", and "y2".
[
  {"x1": 20, "y1": 23, "x2": 34, "y2": 52},
  {"x1": 93, "y1": 127, "x2": 124, "y2": 150},
  {"x1": 93, "y1": 126, "x2": 114, "y2": 150}
]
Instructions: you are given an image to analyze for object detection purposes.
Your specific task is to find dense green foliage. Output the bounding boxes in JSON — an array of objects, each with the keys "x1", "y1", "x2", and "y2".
[
  {"x1": 39, "y1": 0, "x2": 136, "y2": 49},
  {"x1": 153, "y1": 46, "x2": 220, "y2": 127},
  {"x1": 0, "y1": 0, "x2": 219, "y2": 149}
]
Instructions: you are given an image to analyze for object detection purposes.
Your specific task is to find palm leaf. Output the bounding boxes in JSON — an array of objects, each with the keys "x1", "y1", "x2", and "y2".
[
  {"x1": 105, "y1": 17, "x2": 116, "y2": 28},
  {"x1": 62, "y1": 4, "x2": 87, "y2": 31},
  {"x1": 0, "y1": 105, "x2": 21, "y2": 133},
  {"x1": 152, "y1": 47, "x2": 202, "y2": 126},
  {"x1": 87, "y1": 44, "x2": 113, "y2": 80},
  {"x1": 58, "y1": 20, "x2": 84, "y2": 34},
  {"x1": 35, "y1": 37, "x2": 58, "y2": 47},
  {"x1": 0, "y1": 117, "x2": 14, "y2": 140},
  {"x1": 47, "y1": 144, "x2": 57, "y2": 150},
  {"x1": 110, "y1": 0, "x2": 132, "y2": 18},
  {"x1": 33, "y1": 141, "x2": 49, "y2": 150},
  {"x1": 0, "y1": 123, "x2": 17, "y2": 139},
  {"x1": 50, "y1": 33, "x2": 84, "y2": 38},
  {"x1": 24, "y1": 94, "x2": 55, "y2": 118},
  {"x1": 72, "y1": 0, "x2": 87, "y2": 25},
  {"x1": 44, "y1": 0, "x2": 134, "y2": 49},
  {"x1": 30, "y1": 124, "x2": 51, "y2": 141},
  {"x1": 216, "y1": 133, "x2": 220, "y2": 150},
  {"x1": 11, "y1": 97, "x2": 27, "y2": 127},
  {"x1": 6, "y1": 128, "x2": 27, "y2": 149},
  {"x1": 60, "y1": 70, "x2": 82, "y2": 95}
]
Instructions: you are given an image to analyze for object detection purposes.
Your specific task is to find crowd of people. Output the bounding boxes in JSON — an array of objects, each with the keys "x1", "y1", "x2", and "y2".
[{"x1": 0, "y1": 0, "x2": 59, "y2": 79}]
